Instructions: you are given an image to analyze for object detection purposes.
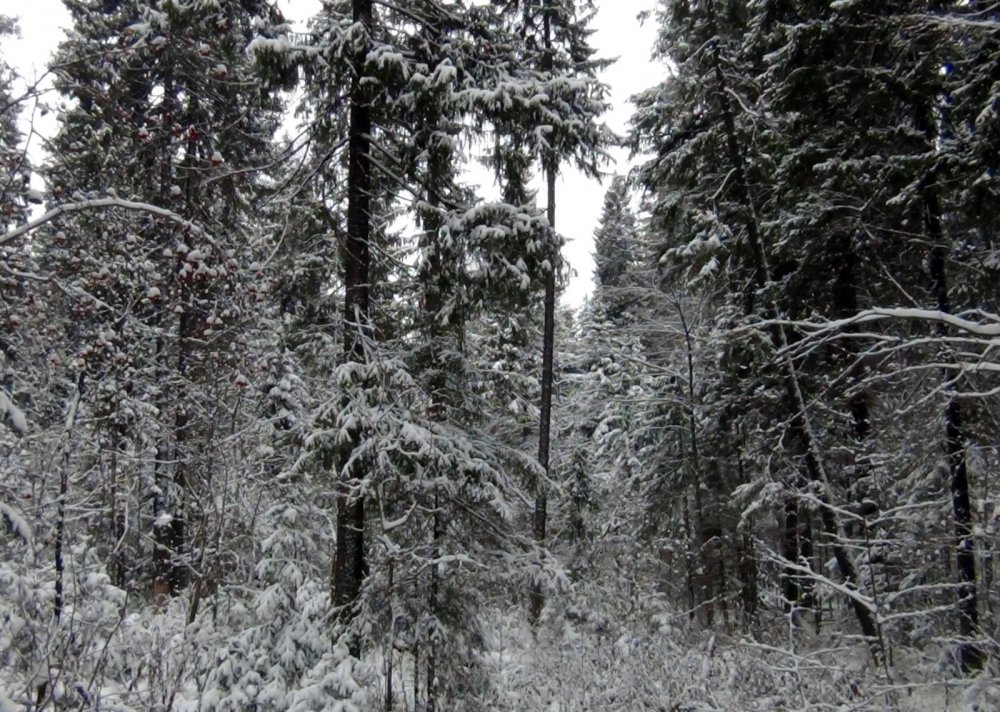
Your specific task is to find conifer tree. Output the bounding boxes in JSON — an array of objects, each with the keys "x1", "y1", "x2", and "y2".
[
  {"x1": 632, "y1": 0, "x2": 887, "y2": 647},
  {"x1": 0, "y1": 16, "x2": 29, "y2": 235},
  {"x1": 287, "y1": 4, "x2": 575, "y2": 705},
  {"x1": 748, "y1": 0, "x2": 993, "y2": 669},
  {"x1": 489, "y1": 0, "x2": 611, "y2": 622},
  {"x1": 40, "y1": 0, "x2": 286, "y2": 596},
  {"x1": 629, "y1": 0, "x2": 1000, "y2": 672},
  {"x1": 592, "y1": 174, "x2": 638, "y2": 323},
  {"x1": 0, "y1": 14, "x2": 33, "y2": 410}
]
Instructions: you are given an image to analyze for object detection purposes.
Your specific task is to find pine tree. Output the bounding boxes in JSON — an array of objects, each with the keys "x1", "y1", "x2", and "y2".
[
  {"x1": 1, "y1": 14, "x2": 33, "y2": 426},
  {"x1": 287, "y1": 3, "x2": 578, "y2": 704},
  {"x1": 632, "y1": 0, "x2": 891, "y2": 648},
  {"x1": 592, "y1": 174, "x2": 639, "y2": 323},
  {"x1": 40, "y1": 0, "x2": 286, "y2": 597},
  {"x1": 488, "y1": 0, "x2": 612, "y2": 622}
]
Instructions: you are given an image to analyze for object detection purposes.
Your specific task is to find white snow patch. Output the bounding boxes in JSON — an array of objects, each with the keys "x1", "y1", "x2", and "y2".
[
  {"x1": 0, "y1": 691, "x2": 20, "y2": 712},
  {"x1": 0, "y1": 391, "x2": 28, "y2": 435},
  {"x1": 0, "y1": 501, "x2": 31, "y2": 543}
]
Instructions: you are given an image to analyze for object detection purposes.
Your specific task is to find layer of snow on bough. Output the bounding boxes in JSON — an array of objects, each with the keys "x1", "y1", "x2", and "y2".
[{"x1": 0, "y1": 391, "x2": 27, "y2": 435}]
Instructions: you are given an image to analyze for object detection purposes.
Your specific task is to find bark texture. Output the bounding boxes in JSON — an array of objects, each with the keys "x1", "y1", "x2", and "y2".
[{"x1": 332, "y1": 0, "x2": 373, "y2": 647}]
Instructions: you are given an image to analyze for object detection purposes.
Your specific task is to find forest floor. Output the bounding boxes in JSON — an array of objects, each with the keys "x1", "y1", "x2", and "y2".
[{"x1": 455, "y1": 603, "x2": 1000, "y2": 712}]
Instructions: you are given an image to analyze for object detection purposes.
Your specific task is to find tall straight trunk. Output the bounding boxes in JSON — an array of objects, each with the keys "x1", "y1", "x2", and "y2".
[
  {"x1": 152, "y1": 69, "x2": 179, "y2": 599},
  {"x1": 780, "y1": 498, "x2": 803, "y2": 607},
  {"x1": 155, "y1": 111, "x2": 201, "y2": 598},
  {"x1": 109, "y1": 416, "x2": 126, "y2": 588},
  {"x1": 421, "y1": 196, "x2": 448, "y2": 712},
  {"x1": 530, "y1": 163, "x2": 556, "y2": 624},
  {"x1": 913, "y1": 79, "x2": 982, "y2": 670},
  {"x1": 734, "y1": 441, "x2": 758, "y2": 626},
  {"x1": 415, "y1": 9, "x2": 458, "y2": 695},
  {"x1": 923, "y1": 187, "x2": 982, "y2": 674},
  {"x1": 332, "y1": 0, "x2": 373, "y2": 646},
  {"x1": 164, "y1": 129, "x2": 200, "y2": 596},
  {"x1": 38, "y1": 377, "x2": 83, "y2": 707},
  {"x1": 677, "y1": 306, "x2": 713, "y2": 621},
  {"x1": 704, "y1": 0, "x2": 880, "y2": 651},
  {"x1": 385, "y1": 558, "x2": 395, "y2": 712},
  {"x1": 830, "y1": 237, "x2": 878, "y2": 526},
  {"x1": 830, "y1": 236, "x2": 885, "y2": 666},
  {"x1": 530, "y1": 1, "x2": 556, "y2": 625},
  {"x1": 781, "y1": 502, "x2": 816, "y2": 615},
  {"x1": 427, "y1": 490, "x2": 441, "y2": 712},
  {"x1": 737, "y1": 529, "x2": 758, "y2": 628},
  {"x1": 683, "y1": 494, "x2": 696, "y2": 618}
]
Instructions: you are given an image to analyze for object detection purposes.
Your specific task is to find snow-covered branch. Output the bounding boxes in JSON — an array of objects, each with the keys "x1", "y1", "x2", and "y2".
[
  {"x1": 0, "y1": 390, "x2": 27, "y2": 436},
  {"x1": 765, "y1": 551, "x2": 878, "y2": 617},
  {"x1": 762, "y1": 307, "x2": 1000, "y2": 342},
  {"x1": 866, "y1": 307, "x2": 1000, "y2": 335},
  {"x1": 1, "y1": 197, "x2": 218, "y2": 249}
]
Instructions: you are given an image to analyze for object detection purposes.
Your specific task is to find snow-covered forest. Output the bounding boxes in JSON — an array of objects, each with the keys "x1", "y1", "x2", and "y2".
[{"x1": 2, "y1": 0, "x2": 1000, "y2": 709}]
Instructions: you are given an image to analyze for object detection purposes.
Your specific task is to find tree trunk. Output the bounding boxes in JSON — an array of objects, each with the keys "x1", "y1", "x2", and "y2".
[
  {"x1": 421, "y1": 199, "x2": 447, "y2": 712},
  {"x1": 109, "y1": 424, "x2": 126, "y2": 588},
  {"x1": 913, "y1": 77, "x2": 982, "y2": 669},
  {"x1": 924, "y1": 191, "x2": 983, "y2": 674},
  {"x1": 40, "y1": 378, "x2": 83, "y2": 707},
  {"x1": 152, "y1": 69, "x2": 179, "y2": 600},
  {"x1": 427, "y1": 491, "x2": 440, "y2": 712},
  {"x1": 155, "y1": 105, "x2": 202, "y2": 598},
  {"x1": 530, "y1": 159, "x2": 556, "y2": 624},
  {"x1": 831, "y1": 235, "x2": 873, "y2": 492},
  {"x1": 676, "y1": 491, "x2": 694, "y2": 618},
  {"x1": 385, "y1": 558, "x2": 394, "y2": 712},
  {"x1": 781, "y1": 497, "x2": 802, "y2": 609},
  {"x1": 677, "y1": 305, "x2": 716, "y2": 623},
  {"x1": 530, "y1": 0, "x2": 557, "y2": 625},
  {"x1": 332, "y1": 0, "x2": 373, "y2": 649},
  {"x1": 737, "y1": 528, "x2": 758, "y2": 628}
]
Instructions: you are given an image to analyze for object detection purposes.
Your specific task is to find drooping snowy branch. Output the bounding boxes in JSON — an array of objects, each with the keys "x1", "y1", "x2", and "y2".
[{"x1": 1, "y1": 197, "x2": 218, "y2": 248}]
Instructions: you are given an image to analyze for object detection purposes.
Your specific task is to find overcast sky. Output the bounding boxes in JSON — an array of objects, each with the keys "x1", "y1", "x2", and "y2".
[{"x1": 7, "y1": 0, "x2": 659, "y2": 306}]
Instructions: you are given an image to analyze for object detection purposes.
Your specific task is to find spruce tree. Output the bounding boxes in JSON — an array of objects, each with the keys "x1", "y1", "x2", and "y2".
[
  {"x1": 488, "y1": 0, "x2": 611, "y2": 622},
  {"x1": 1, "y1": 14, "x2": 33, "y2": 414},
  {"x1": 632, "y1": 0, "x2": 888, "y2": 647},
  {"x1": 592, "y1": 174, "x2": 638, "y2": 322},
  {"x1": 288, "y1": 3, "x2": 576, "y2": 704},
  {"x1": 41, "y1": 0, "x2": 286, "y2": 596},
  {"x1": 750, "y1": 0, "x2": 992, "y2": 670}
]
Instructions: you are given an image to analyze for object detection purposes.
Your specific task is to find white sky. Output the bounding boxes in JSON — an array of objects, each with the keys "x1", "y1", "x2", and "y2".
[{"x1": 7, "y1": 0, "x2": 659, "y2": 306}]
